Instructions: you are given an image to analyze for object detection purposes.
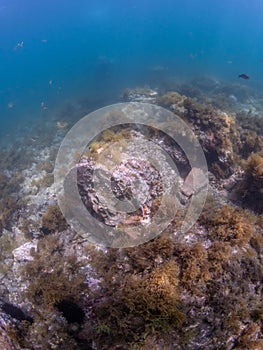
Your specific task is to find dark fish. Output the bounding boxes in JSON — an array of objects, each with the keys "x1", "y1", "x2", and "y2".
[
  {"x1": 1, "y1": 301, "x2": 33, "y2": 323},
  {"x1": 238, "y1": 73, "x2": 250, "y2": 80}
]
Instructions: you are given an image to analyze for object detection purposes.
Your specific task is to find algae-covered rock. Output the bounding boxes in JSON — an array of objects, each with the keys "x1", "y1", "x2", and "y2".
[
  {"x1": 235, "y1": 152, "x2": 263, "y2": 213},
  {"x1": 183, "y1": 97, "x2": 238, "y2": 178},
  {"x1": 2, "y1": 79, "x2": 263, "y2": 349},
  {"x1": 123, "y1": 87, "x2": 158, "y2": 103},
  {"x1": 41, "y1": 205, "x2": 68, "y2": 234},
  {"x1": 157, "y1": 91, "x2": 187, "y2": 113}
]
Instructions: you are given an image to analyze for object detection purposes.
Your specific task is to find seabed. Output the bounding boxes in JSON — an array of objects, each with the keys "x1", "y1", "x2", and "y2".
[{"x1": 0, "y1": 76, "x2": 263, "y2": 349}]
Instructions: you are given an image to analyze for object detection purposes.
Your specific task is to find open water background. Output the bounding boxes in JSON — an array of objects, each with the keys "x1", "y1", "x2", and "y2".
[{"x1": 0, "y1": 0, "x2": 263, "y2": 138}]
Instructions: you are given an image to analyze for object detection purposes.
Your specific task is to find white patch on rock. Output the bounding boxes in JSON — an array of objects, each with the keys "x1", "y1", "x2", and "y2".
[
  {"x1": 181, "y1": 167, "x2": 207, "y2": 197},
  {"x1": 13, "y1": 241, "x2": 37, "y2": 263}
]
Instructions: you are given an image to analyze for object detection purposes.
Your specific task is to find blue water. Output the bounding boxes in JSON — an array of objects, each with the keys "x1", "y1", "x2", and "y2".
[{"x1": 1, "y1": 0, "x2": 263, "y2": 138}]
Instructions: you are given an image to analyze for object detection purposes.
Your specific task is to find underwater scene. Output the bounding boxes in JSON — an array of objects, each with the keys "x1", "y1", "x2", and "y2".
[{"x1": 1, "y1": 0, "x2": 263, "y2": 349}]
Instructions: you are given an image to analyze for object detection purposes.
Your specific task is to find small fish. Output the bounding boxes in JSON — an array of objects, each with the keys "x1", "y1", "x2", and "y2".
[
  {"x1": 189, "y1": 53, "x2": 197, "y2": 59},
  {"x1": 41, "y1": 101, "x2": 47, "y2": 110},
  {"x1": 238, "y1": 73, "x2": 250, "y2": 80},
  {"x1": 14, "y1": 41, "x2": 24, "y2": 50},
  {"x1": 56, "y1": 121, "x2": 68, "y2": 129}
]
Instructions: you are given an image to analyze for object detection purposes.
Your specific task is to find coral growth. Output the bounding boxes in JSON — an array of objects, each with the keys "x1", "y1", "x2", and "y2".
[
  {"x1": 0, "y1": 170, "x2": 23, "y2": 231},
  {"x1": 235, "y1": 153, "x2": 263, "y2": 213},
  {"x1": 83, "y1": 242, "x2": 185, "y2": 348},
  {"x1": 238, "y1": 130, "x2": 263, "y2": 158},
  {"x1": 41, "y1": 205, "x2": 68, "y2": 234},
  {"x1": 10, "y1": 234, "x2": 89, "y2": 349},
  {"x1": 157, "y1": 91, "x2": 187, "y2": 111},
  {"x1": 183, "y1": 97, "x2": 238, "y2": 178},
  {"x1": 125, "y1": 234, "x2": 174, "y2": 272},
  {"x1": 23, "y1": 234, "x2": 86, "y2": 307},
  {"x1": 175, "y1": 242, "x2": 211, "y2": 293},
  {"x1": 200, "y1": 204, "x2": 256, "y2": 245},
  {"x1": 237, "y1": 111, "x2": 263, "y2": 136}
]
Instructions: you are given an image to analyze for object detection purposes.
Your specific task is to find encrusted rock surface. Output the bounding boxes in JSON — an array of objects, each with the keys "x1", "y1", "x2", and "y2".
[{"x1": 123, "y1": 87, "x2": 158, "y2": 103}]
